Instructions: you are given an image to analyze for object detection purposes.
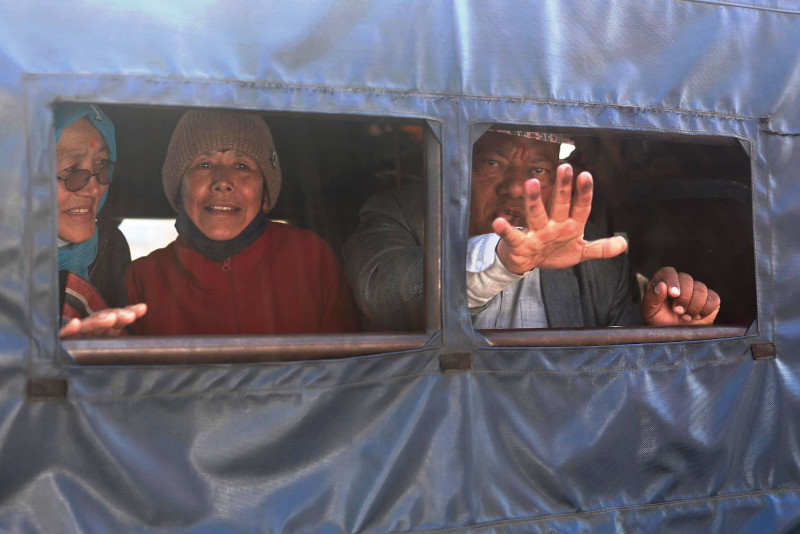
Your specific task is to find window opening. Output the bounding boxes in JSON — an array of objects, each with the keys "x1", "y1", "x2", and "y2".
[
  {"x1": 58, "y1": 104, "x2": 436, "y2": 363},
  {"x1": 469, "y1": 126, "x2": 755, "y2": 342}
]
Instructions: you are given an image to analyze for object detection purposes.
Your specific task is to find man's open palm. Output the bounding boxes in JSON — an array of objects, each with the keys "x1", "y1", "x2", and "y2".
[{"x1": 494, "y1": 164, "x2": 628, "y2": 275}]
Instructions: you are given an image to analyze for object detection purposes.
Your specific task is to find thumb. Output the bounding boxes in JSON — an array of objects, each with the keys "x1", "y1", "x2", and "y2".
[
  {"x1": 641, "y1": 280, "x2": 669, "y2": 321},
  {"x1": 581, "y1": 235, "x2": 628, "y2": 261}
]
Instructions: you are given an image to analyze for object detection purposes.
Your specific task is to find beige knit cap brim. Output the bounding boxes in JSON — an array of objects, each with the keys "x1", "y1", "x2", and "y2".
[{"x1": 162, "y1": 110, "x2": 282, "y2": 213}]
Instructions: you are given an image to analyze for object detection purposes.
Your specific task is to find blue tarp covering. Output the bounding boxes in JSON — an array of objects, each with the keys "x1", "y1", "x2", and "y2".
[{"x1": 0, "y1": 0, "x2": 799, "y2": 531}]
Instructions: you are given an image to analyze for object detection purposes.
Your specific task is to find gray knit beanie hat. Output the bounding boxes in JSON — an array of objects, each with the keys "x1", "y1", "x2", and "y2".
[{"x1": 162, "y1": 110, "x2": 282, "y2": 213}]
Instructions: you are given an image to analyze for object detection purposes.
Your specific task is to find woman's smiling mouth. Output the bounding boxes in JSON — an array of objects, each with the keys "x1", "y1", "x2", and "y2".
[{"x1": 205, "y1": 204, "x2": 240, "y2": 213}]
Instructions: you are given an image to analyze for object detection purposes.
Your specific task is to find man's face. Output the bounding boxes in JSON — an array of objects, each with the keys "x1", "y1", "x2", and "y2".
[
  {"x1": 469, "y1": 132, "x2": 560, "y2": 236},
  {"x1": 56, "y1": 118, "x2": 110, "y2": 243},
  {"x1": 180, "y1": 149, "x2": 265, "y2": 241}
]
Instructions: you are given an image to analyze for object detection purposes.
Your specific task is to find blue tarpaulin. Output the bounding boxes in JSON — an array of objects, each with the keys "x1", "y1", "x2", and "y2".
[{"x1": 0, "y1": 1, "x2": 799, "y2": 532}]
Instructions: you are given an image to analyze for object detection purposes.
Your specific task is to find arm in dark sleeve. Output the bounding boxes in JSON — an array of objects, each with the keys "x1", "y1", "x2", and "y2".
[
  {"x1": 574, "y1": 223, "x2": 642, "y2": 327},
  {"x1": 605, "y1": 251, "x2": 643, "y2": 327},
  {"x1": 90, "y1": 221, "x2": 132, "y2": 309},
  {"x1": 576, "y1": 251, "x2": 643, "y2": 327},
  {"x1": 342, "y1": 184, "x2": 425, "y2": 331}
]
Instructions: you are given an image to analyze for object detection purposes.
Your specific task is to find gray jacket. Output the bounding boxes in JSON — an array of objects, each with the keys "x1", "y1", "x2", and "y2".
[{"x1": 343, "y1": 183, "x2": 641, "y2": 331}]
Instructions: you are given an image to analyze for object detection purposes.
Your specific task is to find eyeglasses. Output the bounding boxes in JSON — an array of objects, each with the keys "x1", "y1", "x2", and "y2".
[{"x1": 56, "y1": 161, "x2": 114, "y2": 193}]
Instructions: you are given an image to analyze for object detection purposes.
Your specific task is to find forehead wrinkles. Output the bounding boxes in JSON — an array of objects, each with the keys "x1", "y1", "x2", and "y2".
[
  {"x1": 58, "y1": 122, "x2": 106, "y2": 158},
  {"x1": 511, "y1": 142, "x2": 527, "y2": 160},
  {"x1": 514, "y1": 138, "x2": 558, "y2": 164},
  {"x1": 476, "y1": 134, "x2": 556, "y2": 163},
  {"x1": 57, "y1": 138, "x2": 107, "y2": 161},
  {"x1": 483, "y1": 142, "x2": 553, "y2": 166}
]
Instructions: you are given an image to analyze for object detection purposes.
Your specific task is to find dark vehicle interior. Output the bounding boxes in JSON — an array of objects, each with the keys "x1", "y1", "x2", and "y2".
[{"x1": 99, "y1": 105, "x2": 756, "y2": 327}]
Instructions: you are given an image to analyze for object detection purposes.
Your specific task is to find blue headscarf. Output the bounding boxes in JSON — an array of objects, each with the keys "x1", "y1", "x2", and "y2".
[{"x1": 55, "y1": 103, "x2": 117, "y2": 279}]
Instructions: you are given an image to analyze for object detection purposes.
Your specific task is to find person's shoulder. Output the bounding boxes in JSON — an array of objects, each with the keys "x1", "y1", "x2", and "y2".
[
  {"x1": 266, "y1": 223, "x2": 341, "y2": 269},
  {"x1": 363, "y1": 181, "x2": 424, "y2": 212},
  {"x1": 128, "y1": 239, "x2": 178, "y2": 270},
  {"x1": 97, "y1": 219, "x2": 128, "y2": 244},
  {"x1": 268, "y1": 221, "x2": 320, "y2": 239},
  {"x1": 96, "y1": 220, "x2": 131, "y2": 260},
  {"x1": 268, "y1": 222, "x2": 332, "y2": 249},
  {"x1": 354, "y1": 182, "x2": 426, "y2": 236}
]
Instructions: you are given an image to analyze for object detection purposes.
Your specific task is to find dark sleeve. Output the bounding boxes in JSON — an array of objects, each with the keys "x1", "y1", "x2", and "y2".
[
  {"x1": 578, "y1": 254, "x2": 642, "y2": 326},
  {"x1": 341, "y1": 183, "x2": 425, "y2": 331},
  {"x1": 575, "y1": 254, "x2": 642, "y2": 327},
  {"x1": 89, "y1": 221, "x2": 132, "y2": 309},
  {"x1": 574, "y1": 223, "x2": 642, "y2": 327}
]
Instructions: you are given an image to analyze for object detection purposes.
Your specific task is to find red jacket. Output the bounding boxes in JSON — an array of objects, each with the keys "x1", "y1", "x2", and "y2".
[{"x1": 125, "y1": 223, "x2": 360, "y2": 335}]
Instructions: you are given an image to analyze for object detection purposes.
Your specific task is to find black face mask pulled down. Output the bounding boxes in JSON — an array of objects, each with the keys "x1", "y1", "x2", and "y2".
[{"x1": 174, "y1": 210, "x2": 269, "y2": 262}]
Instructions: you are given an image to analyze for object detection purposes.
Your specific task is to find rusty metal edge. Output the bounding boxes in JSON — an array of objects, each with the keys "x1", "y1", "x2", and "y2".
[
  {"x1": 480, "y1": 325, "x2": 749, "y2": 347},
  {"x1": 65, "y1": 333, "x2": 433, "y2": 365},
  {"x1": 65, "y1": 325, "x2": 750, "y2": 365}
]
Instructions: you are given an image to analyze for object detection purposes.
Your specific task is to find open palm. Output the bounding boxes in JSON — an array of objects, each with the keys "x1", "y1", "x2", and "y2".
[{"x1": 494, "y1": 164, "x2": 628, "y2": 275}]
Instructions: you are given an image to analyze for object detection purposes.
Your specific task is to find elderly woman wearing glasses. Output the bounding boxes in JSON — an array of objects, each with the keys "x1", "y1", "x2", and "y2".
[{"x1": 56, "y1": 103, "x2": 146, "y2": 338}]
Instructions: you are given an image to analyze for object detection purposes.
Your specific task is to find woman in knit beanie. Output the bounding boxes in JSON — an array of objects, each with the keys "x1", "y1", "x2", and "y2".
[
  {"x1": 123, "y1": 109, "x2": 359, "y2": 336},
  {"x1": 57, "y1": 103, "x2": 147, "y2": 338}
]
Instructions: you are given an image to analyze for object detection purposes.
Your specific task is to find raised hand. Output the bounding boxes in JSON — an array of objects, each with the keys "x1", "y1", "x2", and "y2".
[{"x1": 494, "y1": 163, "x2": 628, "y2": 275}]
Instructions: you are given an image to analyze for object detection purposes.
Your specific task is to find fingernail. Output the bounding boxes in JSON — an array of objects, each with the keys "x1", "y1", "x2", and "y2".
[
  {"x1": 682, "y1": 314, "x2": 692, "y2": 322},
  {"x1": 654, "y1": 285, "x2": 662, "y2": 295},
  {"x1": 669, "y1": 287, "x2": 680, "y2": 297},
  {"x1": 674, "y1": 306, "x2": 685, "y2": 315}
]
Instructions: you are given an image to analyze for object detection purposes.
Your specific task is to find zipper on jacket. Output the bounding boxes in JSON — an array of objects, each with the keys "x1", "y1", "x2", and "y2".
[{"x1": 222, "y1": 257, "x2": 242, "y2": 332}]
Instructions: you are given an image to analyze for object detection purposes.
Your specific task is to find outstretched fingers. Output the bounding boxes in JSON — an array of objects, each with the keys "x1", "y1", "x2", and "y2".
[
  {"x1": 59, "y1": 303, "x2": 148, "y2": 339},
  {"x1": 580, "y1": 235, "x2": 628, "y2": 261},
  {"x1": 59, "y1": 318, "x2": 83, "y2": 338},
  {"x1": 492, "y1": 216, "x2": 526, "y2": 247},
  {"x1": 569, "y1": 171, "x2": 594, "y2": 224},
  {"x1": 523, "y1": 179, "x2": 549, "y2": 231},
  {"x1": 549, "y1": 164, "x2": 574, "y2": 223}
]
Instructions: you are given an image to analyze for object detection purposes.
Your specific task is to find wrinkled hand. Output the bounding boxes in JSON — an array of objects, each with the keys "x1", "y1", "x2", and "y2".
[
  {"x1": 59, "y1": 303, "x2": 147, "y2": 339},
  {"x1": 494, "y1": 164, "x2": 628, "y2": 275},
  {"x1": 641, "y1": 267, "x2": 720, "y2": 326}
]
